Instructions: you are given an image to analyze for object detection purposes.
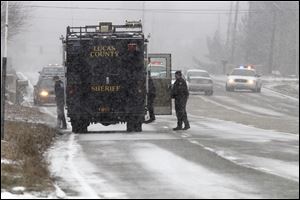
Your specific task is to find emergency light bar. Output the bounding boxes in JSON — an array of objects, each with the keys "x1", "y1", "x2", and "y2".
[
  {"x1": 239, "y1": 65, "x2": 255, "y2": 70},
  {"x1": 150, "y1": 61, "x2": 163, "y2": 65}
]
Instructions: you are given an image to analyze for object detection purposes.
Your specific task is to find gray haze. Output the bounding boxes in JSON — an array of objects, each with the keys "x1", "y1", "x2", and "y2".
[{"x1": 7, "y1": 1, "x2": 247, "y2": 84}]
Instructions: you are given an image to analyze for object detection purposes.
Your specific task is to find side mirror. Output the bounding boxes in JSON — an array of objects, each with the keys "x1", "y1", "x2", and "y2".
[
  {"x1": 226, "y1": 73, "x2": 229, "y2": 76},
  {"x1": 256, "y1": 74, "x2": 261, "y2": 77}
]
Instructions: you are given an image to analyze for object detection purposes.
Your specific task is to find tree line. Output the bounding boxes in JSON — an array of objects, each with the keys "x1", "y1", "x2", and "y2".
[{"x1": 206, "y1": 1, "x2": 299, "y2": 76}]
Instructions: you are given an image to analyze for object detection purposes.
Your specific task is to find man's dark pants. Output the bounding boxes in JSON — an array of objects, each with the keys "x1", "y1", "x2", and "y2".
[
  {"x1": 175, "y1": 97, "x2": 189, "y2": 128},
  {"x1": 148, "y1": 100, "x2": 156, "y2": 120},
  {"x1": 57, "y1": 102, "x2": 67, "y2": 128}
]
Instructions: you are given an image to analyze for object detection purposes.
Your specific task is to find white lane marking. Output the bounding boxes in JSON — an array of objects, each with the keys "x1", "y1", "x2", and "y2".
[
  {"x1": 187, "y1": 114, "x2": 299, "y2": 140},
  {"x1": 51, "y1": 133, "x2": 128, "y2": 198},
  {"x1": 188, "y1": 139, "x2": 299, "y2": 182},
  {"x1": 196, "y1": 96, "x2": 262, "y2": 117},
  {"x1": 212, "y1": 96, "x2": 285, "y2": 117},
  {"x1": 262, "y1": 87, "x2": 299, "y2": 102},
  {"x1": 67, "y1": 134, "x2": 100, "y2": 198}
]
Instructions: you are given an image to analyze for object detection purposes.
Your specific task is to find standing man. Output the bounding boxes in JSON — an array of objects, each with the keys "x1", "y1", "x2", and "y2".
[
  {"x1": 53, "y1": 76, "x2": 67, "y2": 129},
  {"x1": 171, "y1": 71, "x2": 190, "y2": 130},
  {"x1": 145, "y1": 73, "x2": 156, "y2": 123}
]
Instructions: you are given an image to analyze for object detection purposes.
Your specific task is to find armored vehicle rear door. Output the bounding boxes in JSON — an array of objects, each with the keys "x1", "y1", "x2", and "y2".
[{"x1": 148, "y1": 54, "x2": 172, "y2": 115}]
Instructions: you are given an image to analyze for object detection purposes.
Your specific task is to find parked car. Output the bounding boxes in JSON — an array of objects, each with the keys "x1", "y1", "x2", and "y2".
[{"x1": 186, "y1": 69, "x2": 213, "y2": 95}]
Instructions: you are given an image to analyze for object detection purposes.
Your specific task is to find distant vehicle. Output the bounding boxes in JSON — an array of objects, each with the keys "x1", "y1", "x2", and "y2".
[
  {"x1": 149, "y1": 61, "x2": 166, "y2": 77},
  {"x1": 63, "y1": 21, "x2": 172, "y2": 133},
  {"x1": 34, "y1": 64, "x2": 65, "y2": 105},
  {"x1": 226, "y1": 65, "x2": 262, "y2": 92},
  {"x1": 186, "y1": 69, "x2": 213, "y2": 95},
  {"x1": 33, "y1": 78, "x2": 55, "y2": 105}
]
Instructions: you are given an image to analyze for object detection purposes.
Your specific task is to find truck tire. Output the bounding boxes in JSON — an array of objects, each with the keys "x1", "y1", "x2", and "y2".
[
  {"x1": 127, "y1": 120, "x2": 142, "y2": 132},
  {"x1": 134, "y1": 121, "x2": 142, "y2": 132},
  {"x1": 72, "y1": 123, "x2": 80, "y2": 133},
  {"x1": 127, "y1": 121, "x2": 134, "y2": 132},
  {"x1": 71, "y1": 119, "x2": 88, "y2": 133},
  {"x1": 205, "y1": 90, "x2": 213, "y2": 96}
]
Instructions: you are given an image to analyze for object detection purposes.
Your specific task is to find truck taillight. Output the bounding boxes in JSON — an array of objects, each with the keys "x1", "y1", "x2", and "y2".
[
  {"x1": 128, "y1": 43, "x2": 137, "y2": 52},
  {"x1": 68, "y1": 85, "x2": 75, "y2": 96}
]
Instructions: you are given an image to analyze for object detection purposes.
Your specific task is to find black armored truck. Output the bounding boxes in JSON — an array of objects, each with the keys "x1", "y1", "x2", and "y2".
[{"x1": 63, "y1": 21, "x2": 172, "y2": 133}]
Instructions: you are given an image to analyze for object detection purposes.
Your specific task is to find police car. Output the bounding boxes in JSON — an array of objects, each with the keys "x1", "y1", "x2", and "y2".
[{"x1": 226, "y1": 65, "x2": 262, "y2": 93}]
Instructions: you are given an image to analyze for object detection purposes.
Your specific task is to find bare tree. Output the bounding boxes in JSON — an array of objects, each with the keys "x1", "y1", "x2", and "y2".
[{"x1": 1, "y1": 1, "x2": 31, "y2": 40}]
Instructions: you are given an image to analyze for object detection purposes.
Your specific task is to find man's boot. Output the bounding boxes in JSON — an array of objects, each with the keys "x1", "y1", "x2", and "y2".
[
  {"x1": 173, "y1": 122, "x2": 182, "y2": 131},
  {"x1": 173, "y1": 127, "x2": 182, "y2": 131},
  {"x1": 183, "y1": 121, "x2": 190, "y2": 130}
]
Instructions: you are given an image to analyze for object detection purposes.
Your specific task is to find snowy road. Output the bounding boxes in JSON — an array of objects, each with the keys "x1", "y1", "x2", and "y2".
[{"x1": 44, "y1": 80, "x2": 299, "y2": 199}]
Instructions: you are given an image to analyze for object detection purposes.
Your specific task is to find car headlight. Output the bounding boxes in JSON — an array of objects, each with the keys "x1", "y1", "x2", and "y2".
[
  {"x1": 40, "y1": 91, "x2": 49, "y2": 97},
  {"x1": 248, "y1": 80, "x2": 255, "y2": 84},
  {"x1": 228, "y1": 79, "x2": 234, "y2": 84}
]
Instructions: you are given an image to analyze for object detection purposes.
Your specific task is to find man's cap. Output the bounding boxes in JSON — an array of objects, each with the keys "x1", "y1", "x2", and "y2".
[
  {"x1": 175, "y1": 70, "x2": 182, "y2": 76},
  {"x1": 53, "y1": 76, "x2": 60, "y2": 80}
]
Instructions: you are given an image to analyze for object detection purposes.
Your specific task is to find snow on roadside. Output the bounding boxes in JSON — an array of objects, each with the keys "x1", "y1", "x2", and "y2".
[
  {"x1": 133, "y1": 143, "x2": 262, "y2": 199},
  {"x1": 1, "y1": 186, "x2": 60, "y2": 199},
  {"x1": 1, "y1": 191, "x2": 59, "y2": 199},
  {"x1": 1, "y1": 159, "x2": 17, "y2": 165},
  {"x1": 1, "y1": 192, "x2": 39, "y2": 199}
]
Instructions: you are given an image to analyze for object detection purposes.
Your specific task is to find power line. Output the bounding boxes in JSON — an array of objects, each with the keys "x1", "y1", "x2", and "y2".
[{"x1": 18, "y1": 4, "x2": 299, "y2": 14}]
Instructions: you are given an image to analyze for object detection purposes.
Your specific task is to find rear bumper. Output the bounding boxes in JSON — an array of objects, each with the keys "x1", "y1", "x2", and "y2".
[
  {"x1": 35, "y1": 95, "x2": 56, "y2": 104},
  {"x1": 189, "y1": 84, "x2": 213, "y2": 91},
  {"x1": 68, "y1": 112, "x2": 145, "y2": 124}
]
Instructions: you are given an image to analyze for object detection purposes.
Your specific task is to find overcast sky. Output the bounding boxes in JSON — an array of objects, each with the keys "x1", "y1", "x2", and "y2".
[{"x1": 8, "y1": 1, "x2": 248, "y2": 83}]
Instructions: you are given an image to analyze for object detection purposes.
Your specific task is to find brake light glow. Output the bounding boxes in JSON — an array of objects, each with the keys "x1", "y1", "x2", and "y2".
[{"x1": 128, "y1": 43, "x2": 137, "y2": 52}]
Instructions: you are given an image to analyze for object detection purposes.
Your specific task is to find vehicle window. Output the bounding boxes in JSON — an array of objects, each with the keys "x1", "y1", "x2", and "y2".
[
  {"x1": 39, "y1": 79, "x2": 54, "y2": 88},
  {"x1": 188, "y1": 71, "x2": 210, "y2": 78},
  {"x1": 231, "y1": 69, "x2": 256, "y2": 76},
  {"x1": 42, "y1": 67, "x2": 64, "y2": 76},
  {"x1": 149, "y1": 58, "x2": 167, "y2": 78}
]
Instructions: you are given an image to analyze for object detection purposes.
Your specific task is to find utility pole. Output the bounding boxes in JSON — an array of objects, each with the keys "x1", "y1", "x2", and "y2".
[
  {"x1": 245, "y1": 1, "x2": 253, "y2": 63},
  {"x1": 268, "y1": 10, "x2": 277, "y2": 74},
  {"x1": 230, "y1": 1, "x2": 239, "y2": 64},
  {"x1": 1, "y1": 1, "x2": 9, "y2": 140},
  {"x1": 60, "y1": 35, "x2": 65, "y2": 66},
  {"x1": 226, "y1": 1, "x2": 234, "y2": 48},
  {"x1": 268, "y1": 2, "x2": 281, "y2": 75},
  {"x1": 296, "y1": 34, "x2": 299, "y2": 78},
  {"x1": 142, "y1": 1, "x2": 145, "y2": 31}
]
